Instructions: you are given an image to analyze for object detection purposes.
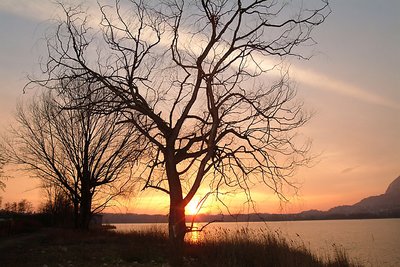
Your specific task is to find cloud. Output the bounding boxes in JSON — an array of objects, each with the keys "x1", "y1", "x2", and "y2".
[
  {"x1": 340, "y1": 166, "x2": 359, "y2": 174},
  {"x1": 291, "y1": 67, "x2": 400, "y2": 111}
]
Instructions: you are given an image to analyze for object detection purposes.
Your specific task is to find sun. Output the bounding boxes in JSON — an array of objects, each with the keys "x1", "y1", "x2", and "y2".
[{"x1": 186, "y1": 197, "x2": 201, "y2": 215}]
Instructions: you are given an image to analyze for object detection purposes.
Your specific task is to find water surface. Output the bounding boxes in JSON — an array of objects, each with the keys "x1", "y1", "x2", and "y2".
[{"x1": 112, "y1": 218, "x2": 400, "y2": 266}]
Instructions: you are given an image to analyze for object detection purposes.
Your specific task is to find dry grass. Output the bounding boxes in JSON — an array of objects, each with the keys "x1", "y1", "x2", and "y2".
[
  {"x1": 0, "y1": 227, "x2": 361, "y2": 267},
  {"x1": 185, "y1": 228, "x2": 361, "y2": 267}
]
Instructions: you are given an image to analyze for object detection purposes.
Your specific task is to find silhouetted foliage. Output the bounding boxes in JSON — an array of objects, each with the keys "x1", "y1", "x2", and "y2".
[
  {"x1": 0, "y1": 199, "x2": 43, "y2": 235},
  {"x1": 2, "y1": 199, "x2": 33, "y2": 214},
  {"x1": 28, "y1": 0, "x2": 330, "y2": 264}
]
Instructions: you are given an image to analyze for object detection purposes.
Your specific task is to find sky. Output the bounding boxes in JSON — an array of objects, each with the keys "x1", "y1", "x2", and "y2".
[{"x1": 0, "y1": 0, "x2": 399, "y2": 214}]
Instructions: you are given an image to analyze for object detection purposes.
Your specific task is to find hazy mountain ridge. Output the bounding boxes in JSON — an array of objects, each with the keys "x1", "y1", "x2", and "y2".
[
  {"x1": 102, "y1": 176, "x2": 400, "y2": 223},
  {"x1": 327, "y1": 176, "x2": 400, "y2": 215}
]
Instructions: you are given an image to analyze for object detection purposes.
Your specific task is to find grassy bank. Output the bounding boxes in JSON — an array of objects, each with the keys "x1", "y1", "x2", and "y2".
[{"x1": 0, "y1": 227, "x2": 361, "y2": 267}]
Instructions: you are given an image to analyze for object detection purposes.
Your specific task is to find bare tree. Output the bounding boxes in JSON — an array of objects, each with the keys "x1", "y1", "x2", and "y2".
[
  {"x1": 6, "y1": 83, "x2": 141, "y2": 229},
  {"x1": 29, "y1": 0, "x2": 330, "y2": 263}
]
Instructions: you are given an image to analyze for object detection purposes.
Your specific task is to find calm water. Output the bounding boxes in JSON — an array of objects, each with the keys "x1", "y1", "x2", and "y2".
[{"x1": 112, "y1": 218, "x2": 400, "y2": 267}]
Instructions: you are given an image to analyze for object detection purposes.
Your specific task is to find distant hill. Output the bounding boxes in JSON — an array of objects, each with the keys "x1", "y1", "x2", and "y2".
[
  {"x1": 102, "y1": 176, "x2": 400, "y2": 223},
  {"x1": 326, "y1": 175, "x2": 400, "y2": 216}
]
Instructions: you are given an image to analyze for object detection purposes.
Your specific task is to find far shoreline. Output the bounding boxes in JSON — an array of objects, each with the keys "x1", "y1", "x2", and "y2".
[{"x1": 102, "y1": 213, "x2": 400, "y2": 224}]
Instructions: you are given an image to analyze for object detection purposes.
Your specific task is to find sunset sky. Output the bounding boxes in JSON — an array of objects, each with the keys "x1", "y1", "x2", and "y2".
[{"x1": 0, "y1": 0, "x2": 399, "y2": 215}]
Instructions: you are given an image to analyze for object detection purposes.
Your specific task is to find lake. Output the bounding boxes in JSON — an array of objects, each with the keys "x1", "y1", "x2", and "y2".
[{"x1": 112, "y1": 218, "x2": 400, "y2": 267}]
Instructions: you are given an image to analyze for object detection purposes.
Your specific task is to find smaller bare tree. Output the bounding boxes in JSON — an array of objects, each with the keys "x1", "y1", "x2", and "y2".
[{"x1": 5, "y1": 81, "x2": 142, "y2": 229}]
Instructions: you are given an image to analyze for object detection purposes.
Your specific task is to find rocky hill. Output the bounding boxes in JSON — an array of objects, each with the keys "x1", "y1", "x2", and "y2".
[{"x1": 385, "y1": 176, "x2": 400, "y2": 196}]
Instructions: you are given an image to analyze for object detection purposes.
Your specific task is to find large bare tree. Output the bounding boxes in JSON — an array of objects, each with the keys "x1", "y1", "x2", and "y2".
[
  {"x1": 5, "y1": 84, "x2": 141, "y2": 229},
  {"x1": 29, "y1": 0, "x2": 330, "y2": 263}
]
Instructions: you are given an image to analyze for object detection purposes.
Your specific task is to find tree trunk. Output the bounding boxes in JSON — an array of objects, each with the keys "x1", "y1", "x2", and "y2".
[
  {"x1": 168, "y1": 198, "x2": 186, "y2": 267},
  {"x1": 165, "y1": 145, "x2": 187, "y2": 267},
  {"x1": 79, "y1": 184, "x2": 92, "y2": 230},
  {"x1": 73, "y1": 199, "x2": 79, "y2": 229}
]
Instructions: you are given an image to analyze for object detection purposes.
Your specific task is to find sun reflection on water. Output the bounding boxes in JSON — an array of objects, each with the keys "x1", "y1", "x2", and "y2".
[{"x1": 186, "y1": 222, "x2": 202, "y2": 243}]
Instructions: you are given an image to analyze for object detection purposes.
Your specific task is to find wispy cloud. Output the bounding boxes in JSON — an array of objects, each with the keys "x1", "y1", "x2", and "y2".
[
  {"x1": 291, "y1": 67, "x2": 400, "y2": 111},
  {"x1": 340, "y1": 166, "x2": 359, "y2": 174}
]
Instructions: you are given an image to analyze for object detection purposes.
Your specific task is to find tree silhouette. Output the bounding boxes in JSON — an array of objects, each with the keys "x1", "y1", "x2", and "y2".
[
  {"x1": 28, "y1": 0, "x2": 330, "y2": 264},
  {"x1": 6, "y1": 84, "x2": 141, "y2": 229}
]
